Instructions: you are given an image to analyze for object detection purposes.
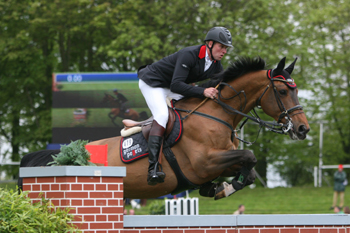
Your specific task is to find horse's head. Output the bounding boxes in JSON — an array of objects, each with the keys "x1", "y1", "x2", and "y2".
[{"x1": 259, "y1": 57, "x2": 310, "y2": 140}]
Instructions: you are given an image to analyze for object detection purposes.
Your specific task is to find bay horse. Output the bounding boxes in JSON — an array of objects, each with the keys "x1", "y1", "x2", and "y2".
[
  {"x1": 102, "y1": 93, "x2": 142, "y2": 122},
  {"x1": 19, "y1": 57, "x2": 310, "y2": 200}
]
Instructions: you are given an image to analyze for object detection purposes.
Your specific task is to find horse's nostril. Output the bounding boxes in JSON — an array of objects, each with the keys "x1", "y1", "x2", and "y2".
[{"x1": 298, "y1": 125, "x2": 310, "y2": 134}]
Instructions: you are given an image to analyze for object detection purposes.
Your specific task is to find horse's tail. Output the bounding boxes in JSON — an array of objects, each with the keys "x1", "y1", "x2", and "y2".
[{"x1": 17, "y1": 149, "x2": 60, "y2": 193}]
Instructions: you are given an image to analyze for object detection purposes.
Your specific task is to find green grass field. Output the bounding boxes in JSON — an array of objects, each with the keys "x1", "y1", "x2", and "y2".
[
  {"x1": 2, "y1": 182, "x2": 339, "y2": 215},
  {"x1": 127, "y1": 186, "x2": 339, "y2": 215}
]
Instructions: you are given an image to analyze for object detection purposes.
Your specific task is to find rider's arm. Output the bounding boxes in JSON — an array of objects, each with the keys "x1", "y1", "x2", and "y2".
[{"x1": 170, "y1": 51, "x2": 206, "y2": 98}]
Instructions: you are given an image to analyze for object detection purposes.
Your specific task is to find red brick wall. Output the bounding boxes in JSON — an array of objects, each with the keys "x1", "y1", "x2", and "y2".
[
  {"x1": 23, "y1": 176, "x2": 350, "y2": 233},
  {"x1": 23, "y1": 176, "x2": 124, "y2": 232}
]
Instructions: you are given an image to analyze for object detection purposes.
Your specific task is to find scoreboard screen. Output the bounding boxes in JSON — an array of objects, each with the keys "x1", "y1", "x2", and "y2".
[{"x1": 51, "y1": 72, "x2": 150, "y2": 145}]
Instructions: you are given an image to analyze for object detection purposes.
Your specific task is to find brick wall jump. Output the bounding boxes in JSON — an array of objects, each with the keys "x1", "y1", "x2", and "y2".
[{"x1": 20, "y1": 166, "x2": 350, "y2": 233}]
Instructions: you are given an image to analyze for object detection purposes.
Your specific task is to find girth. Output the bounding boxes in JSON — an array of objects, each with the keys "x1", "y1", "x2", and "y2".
[{"x1": 163, "y1": 143, "x2": 200, "y2": 194}]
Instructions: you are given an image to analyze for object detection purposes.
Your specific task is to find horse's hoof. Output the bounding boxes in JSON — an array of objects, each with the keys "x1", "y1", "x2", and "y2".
[
  {"x1": 214, "y1": 182, "x2": 237, "y2": 200},
  {"x1": 199, "y1": 182, "x2": 218, "y2": 197},
  {"x1": 214, "y1": 183, "x2": 225, "y2": 200}
]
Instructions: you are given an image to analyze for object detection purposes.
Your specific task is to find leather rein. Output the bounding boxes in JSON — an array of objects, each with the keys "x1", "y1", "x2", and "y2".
[{"x1": 175, "y1": 69, "x2": 304, "y2": 145}]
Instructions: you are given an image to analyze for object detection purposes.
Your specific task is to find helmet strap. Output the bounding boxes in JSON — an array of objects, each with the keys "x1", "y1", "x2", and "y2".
[{"x1": 206, "y1": 41, "x2": 216, "y2": 61}]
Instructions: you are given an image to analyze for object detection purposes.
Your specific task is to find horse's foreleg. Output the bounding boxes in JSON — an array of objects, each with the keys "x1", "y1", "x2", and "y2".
[
  {"x1": 206, "y1": 149, "x2": 257, "y2": 200},
  {"x1": 214, "y1": 169, "x2": 256, "y2": 200}
]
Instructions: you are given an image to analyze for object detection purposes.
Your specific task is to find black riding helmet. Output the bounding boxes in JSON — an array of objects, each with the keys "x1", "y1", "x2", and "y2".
[{"x1": 204, "y1": 26, "x2": 233, "y2": 61}]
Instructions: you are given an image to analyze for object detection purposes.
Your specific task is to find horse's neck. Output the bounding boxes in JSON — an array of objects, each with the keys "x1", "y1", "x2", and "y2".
[
  {"x1": 175, "y1": 70, "x2": 268, "y2": 127},
  {"x1": 221, "y1": 70, "x2": 268, "y2": 126}
]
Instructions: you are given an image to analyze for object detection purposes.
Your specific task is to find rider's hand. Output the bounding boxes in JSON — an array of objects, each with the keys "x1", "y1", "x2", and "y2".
[{"x1": 203, "y1": 87, "x2": 218, "y2": 99}]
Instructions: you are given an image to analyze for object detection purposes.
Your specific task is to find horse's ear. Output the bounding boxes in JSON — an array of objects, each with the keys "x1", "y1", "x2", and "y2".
[
  {"x1": 273, "y1": 57, "x2": 286, "y2": 75},
  {"x1": 285, "y1": 57, "x2": 298, "y2": 75}
]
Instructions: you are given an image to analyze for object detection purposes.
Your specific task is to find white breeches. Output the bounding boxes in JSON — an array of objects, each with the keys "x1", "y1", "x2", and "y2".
[{"x1": 139, "y1": 79, "x2": 183, "y2": 128}]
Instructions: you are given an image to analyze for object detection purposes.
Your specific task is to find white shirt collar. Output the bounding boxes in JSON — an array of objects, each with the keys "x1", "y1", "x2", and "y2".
[
  {"x1": 205, "y1": 50, "x2": 212, "y2": 62},
  {"x1": 204, "y1": 50, "x2": 213, "y2": 71}
]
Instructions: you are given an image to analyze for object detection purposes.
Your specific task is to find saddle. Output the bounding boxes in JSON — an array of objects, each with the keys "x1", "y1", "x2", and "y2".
[
  {"x1": 121, "y1": 108, "x2": 176, "y2": 140},
  {"x1": 120, "y1": 104, "x2": 199, "y2": 194}
]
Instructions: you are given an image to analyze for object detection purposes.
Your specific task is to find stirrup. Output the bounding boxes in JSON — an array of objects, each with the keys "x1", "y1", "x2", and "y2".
[
  {"x1": 147, "y1": 163, "x2": 166, "y2": 185},
  {"x1": 155, "y1": 162, "x2": 165, "y2": 179}
]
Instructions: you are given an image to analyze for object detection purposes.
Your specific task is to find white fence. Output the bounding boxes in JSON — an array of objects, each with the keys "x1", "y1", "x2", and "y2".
[
  {"x1": 165, "y1": 197, "x2": 199, "y2": 215},
  {"x1": 314, "y1": 164, "x2": 350, "y2": 187}
]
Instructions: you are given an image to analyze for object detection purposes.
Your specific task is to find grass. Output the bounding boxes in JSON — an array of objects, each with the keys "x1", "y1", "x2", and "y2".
[
  {"x1": 127, "y1": 186, "x2": 340, "y2": 215},
  {"x1": 3, "y1": 182, "x2": 340, "y2": 215}
]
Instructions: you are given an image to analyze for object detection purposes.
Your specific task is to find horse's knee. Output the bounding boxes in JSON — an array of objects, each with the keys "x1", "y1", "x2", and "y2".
[{"x1": 242, "y1": 150, "x2": 257, "y2": 169}]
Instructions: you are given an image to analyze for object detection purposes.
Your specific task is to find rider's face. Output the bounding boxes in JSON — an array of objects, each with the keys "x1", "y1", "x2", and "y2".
[{"x1": 208, "y1": 41, "x2": 229, "y2": 61}]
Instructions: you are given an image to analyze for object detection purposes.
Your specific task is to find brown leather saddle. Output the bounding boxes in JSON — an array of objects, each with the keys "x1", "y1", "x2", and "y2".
[{"x1": 122, "y1": 108, "x2": 176, "y2": 140}]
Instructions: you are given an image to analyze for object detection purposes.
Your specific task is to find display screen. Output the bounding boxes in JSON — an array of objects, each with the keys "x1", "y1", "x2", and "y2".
[{"x1": 51, "y1": 73, "x2": 150, "y2": 145}]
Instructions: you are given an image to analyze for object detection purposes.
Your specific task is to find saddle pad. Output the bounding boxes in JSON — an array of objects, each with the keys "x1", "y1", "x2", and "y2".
[{"x1": 120, "y1": 109, "x2": 182, "y2": 163}]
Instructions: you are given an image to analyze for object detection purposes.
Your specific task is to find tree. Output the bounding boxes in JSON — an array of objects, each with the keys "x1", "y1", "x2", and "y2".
[
  {"x1": 295, "y1": 0, "x2": 350, "y2": 166},
  {"x1": 0, "y1": 0, "x2": 53, "y2": 178},
  {"x1": 1, "y1": 0, "x2": 347, "y2": 186}
]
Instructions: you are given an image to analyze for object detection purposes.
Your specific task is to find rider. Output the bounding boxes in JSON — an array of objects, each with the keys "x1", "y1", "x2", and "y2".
[
  {"x1": 113, "y1": 89, "x2": 129, "y2": 113},
  {"x1": 137, "y1": 26, "x2": 233, "y2": 185}
]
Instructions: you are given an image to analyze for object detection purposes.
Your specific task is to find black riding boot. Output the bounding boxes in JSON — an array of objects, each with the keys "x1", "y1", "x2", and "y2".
[{"x1": 147, "y1": 121, "x2": 166, "y2": 186}]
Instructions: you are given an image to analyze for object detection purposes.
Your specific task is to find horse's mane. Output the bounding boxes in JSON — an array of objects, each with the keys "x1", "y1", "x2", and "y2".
[{"x1": 214, "y1": 56, "x2": 266, "y2": 83}]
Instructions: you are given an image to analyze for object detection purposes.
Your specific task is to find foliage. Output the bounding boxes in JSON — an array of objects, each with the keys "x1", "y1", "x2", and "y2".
[
  {"x1": 1, "y1": 0, "x2": 350, "y2": 185},
  {"x1": 295, "y1": 0, "x2": 350, "y2": 161},
  {"x1": 0, "y1": 188, "x2": 79, "y2": 232},
  {"x1": 47, "y1": 140, "x2": 95, "y2": 166},
  {"x1": 148, "y1": 199, "x2": 165, "y2": 215}
]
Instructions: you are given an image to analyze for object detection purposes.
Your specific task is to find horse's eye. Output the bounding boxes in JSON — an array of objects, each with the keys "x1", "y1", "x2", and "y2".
[{"x1": 279, "y1": 89, "x2": 287, "y2": 96}]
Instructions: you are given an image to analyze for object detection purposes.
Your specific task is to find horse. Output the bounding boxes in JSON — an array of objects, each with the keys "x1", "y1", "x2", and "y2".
[
  {"x1": 101, "y1": 93, "x2": 145, "y2": 123},
  {"x1": 19, "y1": 57, "x2": 310, "y2": 200}
]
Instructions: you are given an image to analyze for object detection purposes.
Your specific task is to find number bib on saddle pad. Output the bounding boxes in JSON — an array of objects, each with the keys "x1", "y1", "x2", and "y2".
[{"x1": 120, "y1": 109, "x2": 183, "y2": 163}]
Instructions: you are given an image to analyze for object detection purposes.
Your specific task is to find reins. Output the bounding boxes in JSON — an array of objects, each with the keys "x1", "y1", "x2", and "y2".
[
  {"x1": 182, "y1": 83, "x2": 221, "y2": 119},
  {"x1": 174, "y1": 69, "x2": 304, "y2": 145}
]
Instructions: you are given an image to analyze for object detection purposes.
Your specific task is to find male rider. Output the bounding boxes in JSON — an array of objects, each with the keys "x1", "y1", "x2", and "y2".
[{"x1": 138, "y1": 27, "x2": 233, "y2": 185}]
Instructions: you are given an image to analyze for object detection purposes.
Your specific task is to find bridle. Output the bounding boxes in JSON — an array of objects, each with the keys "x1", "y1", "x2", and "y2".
[
  {"x1": 175, "y1": 69, "x2": 304, "y2": 145},
  {"x1": 256, "y1": 69, "x2": 304, "y2": 127}
]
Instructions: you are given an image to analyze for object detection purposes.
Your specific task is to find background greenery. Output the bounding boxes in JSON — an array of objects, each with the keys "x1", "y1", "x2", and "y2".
[
  {"x1": 0, "y1": 183, "x2": 339, "y2": 215},
  {"x1": 1, "y1": 0, "x2": 350, "y2": 186},
  {"x1": 124, "y1": 186, "x2": 343, "y2": 215},
  {"x1": 0, "y1": 186, "x2": 79, "y2": 232}
]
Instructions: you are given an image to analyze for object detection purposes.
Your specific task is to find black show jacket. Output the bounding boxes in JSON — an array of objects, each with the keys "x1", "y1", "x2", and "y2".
[{"x1": 138, "y1": 45, "x2": 223, "y2": 98}]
